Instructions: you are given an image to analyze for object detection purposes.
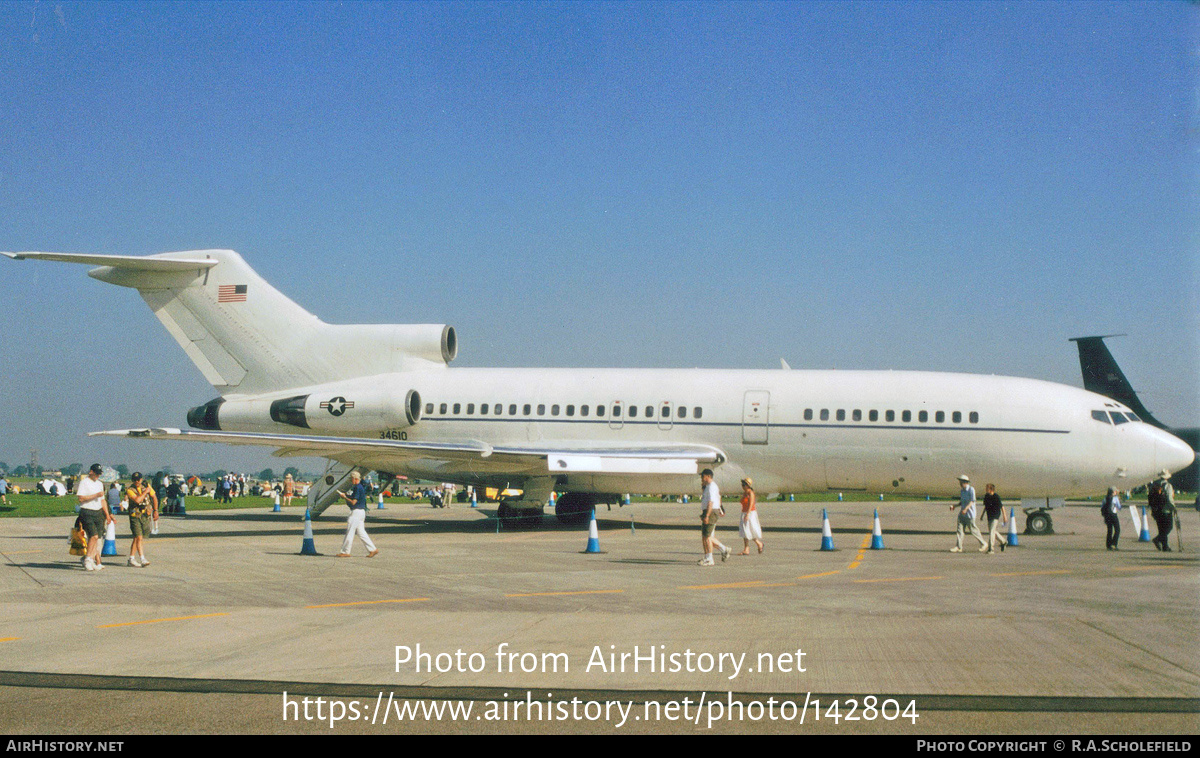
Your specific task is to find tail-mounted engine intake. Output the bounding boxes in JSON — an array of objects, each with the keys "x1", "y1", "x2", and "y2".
[{"x1": 188, "y1": 386, "x2": 421, "y2": 434}]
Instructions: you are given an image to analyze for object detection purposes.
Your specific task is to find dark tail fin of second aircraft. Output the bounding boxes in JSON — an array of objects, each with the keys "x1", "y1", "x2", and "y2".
[{"x1": 1069, "y1": 335, "x2": 1166, "y2": 430}]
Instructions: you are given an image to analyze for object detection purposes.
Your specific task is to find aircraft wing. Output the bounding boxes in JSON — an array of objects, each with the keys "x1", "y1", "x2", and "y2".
[{"x1": 90, "y1": 428, "x2": 727, "y2": 477}]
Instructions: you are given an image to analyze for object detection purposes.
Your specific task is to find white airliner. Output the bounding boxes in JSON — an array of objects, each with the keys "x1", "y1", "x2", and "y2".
[{"x1": 4, "y1": 249, "x2": 1193, "y2": 531}]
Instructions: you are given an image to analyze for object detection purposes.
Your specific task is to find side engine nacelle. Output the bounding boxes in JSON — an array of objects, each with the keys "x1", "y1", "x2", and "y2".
[{"x1": 188, "y1": 382, "x2": 421, "y2": 435}]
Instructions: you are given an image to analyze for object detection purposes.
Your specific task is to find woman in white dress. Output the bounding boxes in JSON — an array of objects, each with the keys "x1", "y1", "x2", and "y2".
[{"x1": 738, "y1": 478, "x2": 764, "y2": 555}]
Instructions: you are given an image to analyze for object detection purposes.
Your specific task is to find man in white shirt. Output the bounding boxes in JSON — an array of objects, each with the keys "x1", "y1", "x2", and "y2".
[
  {"x1": 699, "y1": 469, "x2": 730, "y2": 566},
  {"x1": 76, "y1": 463, "x2": 114, "y2": 571},
  {"x1": 950, "y1": 474, "x2": 987, "y2": 553}
]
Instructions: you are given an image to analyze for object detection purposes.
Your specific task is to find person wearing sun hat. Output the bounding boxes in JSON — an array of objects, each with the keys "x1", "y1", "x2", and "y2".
[{"x1": 950, "y1": 474, "x2": 987, "y2": 553}]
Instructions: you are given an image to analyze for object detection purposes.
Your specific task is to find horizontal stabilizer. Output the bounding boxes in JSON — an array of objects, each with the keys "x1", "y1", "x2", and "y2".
[{"x1": 2, "y1": 251, "x2": 218, "y2": 271}]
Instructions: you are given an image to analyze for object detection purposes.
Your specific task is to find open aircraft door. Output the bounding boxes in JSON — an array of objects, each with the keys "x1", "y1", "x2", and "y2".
[{"x1": 742, "y1": 390, "x2": 769, "y2": 444}]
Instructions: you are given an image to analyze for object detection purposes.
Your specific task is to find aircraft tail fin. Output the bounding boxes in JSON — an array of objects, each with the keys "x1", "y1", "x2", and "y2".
[
  {"x1": 1069, "y1": 335, "x2": 1166, "y2": 429},
  {"x1": 5, "y1": 250, "x2": 456, "y2": 395}
]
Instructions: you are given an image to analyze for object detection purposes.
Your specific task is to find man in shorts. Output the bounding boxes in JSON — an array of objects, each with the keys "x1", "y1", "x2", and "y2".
[
  {"x1": 0, "y1": 473, "x2": 9, "y2": 506},
  {"x1": 698, "y1": 468, "x2": 730, "y2": 566},
  {"x1": 76, "y1": 464, "x2": 113, "y2": 571}
]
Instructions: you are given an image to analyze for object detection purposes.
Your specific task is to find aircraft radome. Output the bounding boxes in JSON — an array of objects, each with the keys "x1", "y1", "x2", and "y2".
[{"x1": 5, "y1": 249, "x2": 1194, "y2": 532}]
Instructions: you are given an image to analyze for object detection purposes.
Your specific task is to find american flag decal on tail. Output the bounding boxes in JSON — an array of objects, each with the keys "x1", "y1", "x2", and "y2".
[{"x1": 218, "y1": 284, "x2": 248, "y2": 302}]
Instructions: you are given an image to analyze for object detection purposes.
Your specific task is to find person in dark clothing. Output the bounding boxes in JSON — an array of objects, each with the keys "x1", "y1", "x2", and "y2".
[
  {"x1": 1147, "y1": 470, "x2": 1176, "y2": 551},
  {"x1": 1101, "y1": 487, "x2": 1122, "y2": 550},
  {"x1": 981, "y1": 483, "x2": 1007, "y2": 554}
]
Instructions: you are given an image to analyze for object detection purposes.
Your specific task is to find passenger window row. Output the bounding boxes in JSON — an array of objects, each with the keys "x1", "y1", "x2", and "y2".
[
  {"x1": 803, "y1": 408, "x2": 980, "y2": 424},
  {"x1": 422, "y1": 402, "x2": 704, "y2": 420}
]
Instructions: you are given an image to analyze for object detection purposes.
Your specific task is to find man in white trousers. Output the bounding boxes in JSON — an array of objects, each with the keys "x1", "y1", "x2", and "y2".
[{"x1": 336, "y1": 471, "x2": 378, "y2": 558}]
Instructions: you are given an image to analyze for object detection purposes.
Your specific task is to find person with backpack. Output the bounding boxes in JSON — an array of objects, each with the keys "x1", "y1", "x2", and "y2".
[
  {"x1": 1101, "y1": 487, "x2": 1122, "y2": 550},
  {"x1": 1147, "y1": 470, "x2": 1176, "y2": 551}
]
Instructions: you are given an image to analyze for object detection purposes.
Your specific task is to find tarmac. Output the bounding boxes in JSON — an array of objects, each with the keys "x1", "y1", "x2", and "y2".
[{"x1": 0, "y1": 497, "x2": 1196, "y2": 734}]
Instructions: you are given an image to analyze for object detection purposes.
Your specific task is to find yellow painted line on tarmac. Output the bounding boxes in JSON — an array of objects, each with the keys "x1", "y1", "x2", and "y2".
[
  {"x1": 305, "y1": 598, "x2": 430, "y2": 609},
  {"x1": 989, "y1": 570, "x2": 1072, "y2": 578},
  {"x1": 848, "y1": 535, "x2": 870, "y2": 569},
  {"x1": 852, "y1": 576, "x2": 943, "y2": 584},
  {"x1": 505, "y1": 589, "x2": 624, "y2": 598},
  {"x1": 680, "y1": 580, "x2": 769, "y2": 590},
  {"x1": 1112, "y1": 565, "x2": 1190, "y2": 572},
  {"x1": 0, "y1": 637, "x2": 20, "y2": 643},
  {"x1": 98, "y1": 613, "x2": 230, "y2": 629},
  {"x1": 796, "y1": 571, "x2": 841, "y2": 580}
]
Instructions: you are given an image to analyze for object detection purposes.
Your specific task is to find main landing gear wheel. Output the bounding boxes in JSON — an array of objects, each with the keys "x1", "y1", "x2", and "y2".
[
  {"x1": 497, "y1": 500, "x2": 543, "y2": 529},
  {"x1": 554, "y1": 493, "x2": 596, "y2": 525},
  {"x1": 1024, "y1": 510, "x2": 1053, "y2": 535}
]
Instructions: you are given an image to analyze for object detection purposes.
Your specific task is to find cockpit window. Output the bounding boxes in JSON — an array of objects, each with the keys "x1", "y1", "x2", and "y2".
[
  {"x1": 1125, "y1": 412, "x2": 1140, "y2": 422},
  {"x1": 1109, "y1": 412, "x2": 1129, "y2": 425},
  {"x1": 1091, "y1": 410, "x2": 1110, "y2": 424}
]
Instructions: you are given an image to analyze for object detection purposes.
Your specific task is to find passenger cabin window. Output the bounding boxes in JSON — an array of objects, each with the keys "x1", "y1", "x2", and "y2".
[
  {"x1": 425, "y1": 403, "x2": 434, "y2": 415},
  {"x1": 661, "y1": 405, "x2": 670, "y2": 418},
  {"x1": 494, "y1": 404, "x2": 502, "y2": 415},
  {"x1": 852, "y1": 409, "x2": 862, "y2": 422},
  {"x1": 537, "y1": 404, "x2": 546, "y2": 416},
  {"x1": 551, "y1": 405, "x2": 560, "y2": 416},
  {"x1": 886, "y1": 410, "x2": 895, "y2": 422},
  {"x1": 629, "y1": 406, "x2": 637, "y2": 418},
  {"x1": 453, "y1": 403, "x2": 461, "y2": 414},
  {"x1": 694, "y1": 407, "x2": 703, "y2": 419},
  {"x1": 935, "y1": 411, "x2": 944, "y2": 423},
  {"x1": 969, "y1": 412, "x2": 979, "y2": 424},
  {"x1": 918, "y1": 411, "x2": 928, "y2": 423},
  {"x1": 869, "y1": 410, "x2": 878, "y2": 422},
  {"x1": 479, "y1": 404, "x2": 487, "y2": 415},
  {"x1": 566, "y1": 405, "x2": 575, "y2": 417},
  {"x1": 509, "y1": 404, "x2": 517, "y2": 415},
  {"x1": 836, "y1": 409, "x2": 845, "y2": 421},
  {"x1": 440, "y1": 403, "x2": 448, "y2": 414},
  {"x1": 597, "y1": 405, "x2": 606, "y2": 417},
  {"x1": 581, "y1": 405, "x2": 589, "y2": 416},
  {"x1": 952, "y1": 411, "x2": 961, "y2": 423},
  {"x1": 645, "y1": 405, "x2": 653, "y2": 417},
  {"x1": 523, "y1": 404, "x2": 531, "y2": 415},
  {"x1": 804, "y1": 409, "x2": 813, "y2": 421},
  {"x1": 678, "y1": 407, "x2": 687, "y2": 418},
  {"x1": 820, "y1": 409, "x2": 830, "y2": 421},
  {"x1": 902, "y1": 411, "x2": 911, "y2": 422},
  {"x1": 1092, "y1": 410, "x2": 1110, "y2": 424},
  {"x1": 612, "y1": 405, "x2": 621, "y2": 417},
  {"x1": 467, "y1": 403, "x2": 475, "y2": 414}
]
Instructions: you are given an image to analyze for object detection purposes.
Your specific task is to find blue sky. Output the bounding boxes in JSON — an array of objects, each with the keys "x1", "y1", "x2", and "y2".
[{"x1": 0, "y1": 1, "x2": 1195, "y2": 475}]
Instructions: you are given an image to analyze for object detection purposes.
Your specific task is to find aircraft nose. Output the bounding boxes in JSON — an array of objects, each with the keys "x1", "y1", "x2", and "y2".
[{"x1": 1155, "y1": 429, "x2": 1196, "y2": 476}]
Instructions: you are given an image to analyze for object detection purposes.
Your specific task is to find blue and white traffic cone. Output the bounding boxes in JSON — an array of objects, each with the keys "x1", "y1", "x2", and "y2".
[
  {"x1": 879, "y1": 494, "x2": 884, "y2": 501},
  {"x1": 837, "y1": 493, "x2": 843, "y2": 502},
  {"x1": 1129, "y1": 505, "x2": 1142, "y2": 541},
  {"x1": 583, "y1": 509, "x2": 603, "y2": 554},
  {"x1": 377, "y1": 492, "x2": 385, "y2": 510},
  {"x1": 470, "y1": 489, "x2": 477, "y2": 508},
  {"x1": 1139, "y1": 507, "x2": 1152, "y2": 542},
  {"x1": 622, "y1": 493, "x2": 631, "y2": 507},
  {"x1": 102, "y1": 520, "x2": 118, "y2": 556},
  {"x1": 870, "y1": 509, "x2": 885, "y2": 549},
  {"x1": 788, "y1": 493, "x2": 795, "y2": 502},
  {"x1": 272, "y1": 493, "x2": 281, "y2": 512},
  {"x1": 300, "y1": 509, "x2": 319, "y2": 556},
  {"x1": 549, "y1": 491, "x2": 557, "y2": 509},
  {"x1": 1006, "y1": 507, "x2": 1019, "y2": 547},
  {"x1": 820, "y1": 509, "x2": 835, "y2": 551}
]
